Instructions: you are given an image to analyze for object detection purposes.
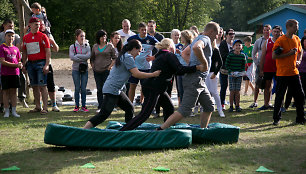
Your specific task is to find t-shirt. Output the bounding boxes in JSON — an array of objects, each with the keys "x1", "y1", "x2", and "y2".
[
  {"x1": 272, "y1": 34, "x2": 301, "y2": 76},
  {"x1": 175, "y1": 43, "x2": 187, "y2": 66},
  {"x1": 127, "y1": 34, "x2": 159, "y2": 70},
  {"x1": 117, "y1": 29, "x2": 136, "y2": 43},
  {"x1": 252, "y1": 37, "x2": 268, "y2": 66},
  {"x1": 264, "y1": 38, "x2": 276, "y2": 72},
  {"x1": 103, "y1": 53, "x2": 136, "y2": 95},
  {"x1": 225, "y1": 52, "x2": 247, "y2": 73},
  {"x1": 0, "y1": 44, "x2": 21, "y2": 75},
  {"x1": 23, "y1": 31, "x2": 50, "y2": 61},
  {"x1": 0, "y1": 32, "x2": 21, "y2": 47},
  {"x1": 189, "y1": 35, "x2": 212, "y2": 78},
  {"x1": 243, "y1": 45, "x2": 253, "y2": 64}
]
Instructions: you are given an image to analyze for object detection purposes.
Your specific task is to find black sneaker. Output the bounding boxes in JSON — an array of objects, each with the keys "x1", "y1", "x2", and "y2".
[
  {"x1": 236, "y1": 107, "x2": 242, "y2": 112},
  {"x1": 258, "y1": 105, "x2": 269, "y2": 110},
  {"x1": 249, "y1": 102, "x2": 258, "y2": 108},
  {"x1": 229, "y1": 106, "x2": 234, "y2": 112},
  {"x1": 273, "y1": 120, "x2": 279, "y2": 126}
]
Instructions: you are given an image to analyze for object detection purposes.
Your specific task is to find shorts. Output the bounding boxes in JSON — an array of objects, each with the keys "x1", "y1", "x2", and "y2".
[
  {"x1": 177, "y1": 72, "x2": 214, "y2": 117},
  {"x1": 264, "y1": 72, "x2": 276, "y2": 81},
  {"x1": 47, "y1": 64, "x2": 55, "y2": 92},
  {"x1": 26, "y1": 60, "x2": 47, "y2": 86},
  {"x1": 229, "y1": 76, "x2": 242, "y2": 91},
  {"x1": 243, "y1": 76, "x2": 250, "y2": 80},
  {"x1": 128, "y1": 69, "x2": 150, "y2": 85},
  {"x1": 1, "y1": 75, "x2": 20, "y2": 90}
]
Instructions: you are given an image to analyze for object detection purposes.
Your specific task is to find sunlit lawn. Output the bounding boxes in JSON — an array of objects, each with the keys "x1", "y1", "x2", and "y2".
[{"x1": 0, "y1": 94, "x2": 305, "y2": 174}]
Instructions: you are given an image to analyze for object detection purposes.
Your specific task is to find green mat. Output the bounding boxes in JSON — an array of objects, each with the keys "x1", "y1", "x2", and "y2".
[
  {"x1": 44, "y1": 123, "x2": 192, "y2": 149},
  {"x1": 106, "y1": 121, "x2": 240, "y2": 144}
]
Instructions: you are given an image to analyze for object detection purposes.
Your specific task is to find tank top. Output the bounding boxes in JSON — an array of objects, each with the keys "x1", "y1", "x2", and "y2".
[{"x1": 264, "y1": 38, "x2": 277, "y2": 72}]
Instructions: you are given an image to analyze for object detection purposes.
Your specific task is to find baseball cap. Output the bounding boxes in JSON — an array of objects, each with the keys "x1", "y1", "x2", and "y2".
[
  {"x1": 5, "y1": 29, "x2": 15, "y2": 34},
  {"x1": 233, "y1": 39, "x2": 243, "y2": 46},
  {"x1": 29, "y1": 17, "x2": 40, "y2": 23}
]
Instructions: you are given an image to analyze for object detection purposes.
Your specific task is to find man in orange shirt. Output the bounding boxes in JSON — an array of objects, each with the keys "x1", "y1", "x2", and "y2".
[{"x1": 272, "y1": 19, "x2": 305, "y2": 125}]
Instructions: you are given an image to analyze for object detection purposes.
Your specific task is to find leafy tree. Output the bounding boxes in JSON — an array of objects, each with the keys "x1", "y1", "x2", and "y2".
[{"x1": 0, "y1": 0, "x2": 16, "y2": 28}]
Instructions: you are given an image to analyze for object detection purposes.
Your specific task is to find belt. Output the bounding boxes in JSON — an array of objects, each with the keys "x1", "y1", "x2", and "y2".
[{"x1": 28, "y1": 59, "x2": 46, "y2": 63}]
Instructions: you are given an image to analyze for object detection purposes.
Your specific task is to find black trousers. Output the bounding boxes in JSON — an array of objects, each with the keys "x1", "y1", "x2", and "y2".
[
  {"x1": 273, "y1": 75, "x2": 305, "y2": 123},
  {"x1": 120, "y1": 86, "x2": 174, "y2": 131},
  {"x1": 89, "y1": 92, "x2": 133, "y2": 127}
]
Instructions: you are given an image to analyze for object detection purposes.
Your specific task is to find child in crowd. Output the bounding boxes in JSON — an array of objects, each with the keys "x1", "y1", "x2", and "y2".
[
  {"x1": 25, "y1": 2, "x2": 51, "y2": 35},
  {"x1": 242, "y1": 36, "x2": 255, "y2": 95},
  {"x1": 0, "y1": 30, "x2": 22, "y2": 117},
  {"x1": 226, "y1": 40, "x2": 247, "y2": 112},
  {"x1": 69, "y1": 29, "x2": 91, "y2": 112}
]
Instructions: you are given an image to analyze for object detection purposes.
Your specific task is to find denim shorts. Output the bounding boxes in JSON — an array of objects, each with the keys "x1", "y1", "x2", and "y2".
[
  {"x1": 26, "y1": 60, "x2": 47, "y2": 86},
  {"x1": 128, "y1": 69, "x2": 150, "y2": 84}
]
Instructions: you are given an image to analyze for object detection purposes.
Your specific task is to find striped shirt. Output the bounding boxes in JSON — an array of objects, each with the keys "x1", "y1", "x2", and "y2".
[{"x1": 225, "y1": 51, "x2": 246, "y2": 73}]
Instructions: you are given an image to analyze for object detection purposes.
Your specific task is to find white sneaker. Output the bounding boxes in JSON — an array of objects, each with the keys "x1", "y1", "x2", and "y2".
[
  {"x1": 4, "y1": 112, "x2": 9, "y2": 118},
  {"x1": 52, "y1": 106, "x2": 60, "y2": 112},
  {"x1": 96, "y1": 109, "x2": 101, "y2": 113},
  {"x1": 190, "y1": 113, "x2": 195, "y2": 117},
  {"x1": 12, "y1": 111, "x2": 20, "y2": 118},
  {"x1": 218, "y1": 110, "x2": 225, "y2": 117}
]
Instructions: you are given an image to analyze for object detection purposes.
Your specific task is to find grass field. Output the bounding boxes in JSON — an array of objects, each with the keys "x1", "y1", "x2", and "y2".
[{"x1": 0, "y1": 95, "x2": 305, "y2": 174}]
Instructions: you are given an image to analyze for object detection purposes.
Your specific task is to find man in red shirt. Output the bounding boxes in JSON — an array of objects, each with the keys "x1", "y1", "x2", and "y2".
[
  {"x1": 258, "y1": 25, "x2": 282, "y2": 110},
  {"x1": 22, "y1": 17, "x2": 51, "y2": 114}
]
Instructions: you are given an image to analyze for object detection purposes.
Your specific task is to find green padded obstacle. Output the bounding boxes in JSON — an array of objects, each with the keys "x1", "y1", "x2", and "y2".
[
  {"x1": 44, "y1": 123, "x2": 192, "y2": 149},
  {"x1": 106, "y1": 121, "x2": 240, "y2": 144}
]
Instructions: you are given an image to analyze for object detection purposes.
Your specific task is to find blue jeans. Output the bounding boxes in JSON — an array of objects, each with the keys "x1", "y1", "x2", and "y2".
[
  {"x1": 219, "y1": 73, "x2": 228, "y2": 105},
  {"x1": 94, "y1": 70, "x2": 110, "y2": 109},
  {"x1": 26, "y1": 60, "x2": 47, "y2": 86},
  {"x1": 72, "y1": 70, "x2": 88, "y2": 107},
  {"x1": 177, "y1": 75, "x2": 184, "y2": 103}
]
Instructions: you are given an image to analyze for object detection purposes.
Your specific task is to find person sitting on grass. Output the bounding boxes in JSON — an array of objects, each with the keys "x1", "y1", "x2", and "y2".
[
  {"x1": 225, "y1": 40, "x2": 247, "y2": 112},
  {"x1": 83, "y1": 40, "x2": 160, "y2": 129},
  {"x1": 0, "y1": 29, "x2": 22, "y2": 117}
]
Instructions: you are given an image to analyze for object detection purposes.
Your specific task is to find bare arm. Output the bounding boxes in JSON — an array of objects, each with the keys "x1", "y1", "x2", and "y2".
[
  {"x1": 129, "y1": 68, "x2": 160, "y2": 79},
  {"x1": 192, "y1": 40, "x2": 208, "y2": 71},
  {"x1": 49, "y1": 38, "x2": 59, "y2": 52},
  {"x1": 272, "y1": 49, "x2": 297, "y2": 59},
  {"x1": 259, "y1": 40, "x2": 267, "y2": 76},
  {"x1": 0, "y1": 57, "x2": 22, "y2": 68}
]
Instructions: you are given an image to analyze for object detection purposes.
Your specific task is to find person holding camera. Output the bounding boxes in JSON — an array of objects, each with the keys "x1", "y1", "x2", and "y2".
[
  {"x1": 258, "y1": 25, "x2": 282, "y2": 110},
  {"x1": 272, "y1": 19, "x2": 305, "y2": 125},
  {"x1": 69, "y1": 29, "x2": 91, "y2": 112}
]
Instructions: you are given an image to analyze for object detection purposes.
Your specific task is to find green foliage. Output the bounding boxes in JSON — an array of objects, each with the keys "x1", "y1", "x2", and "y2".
[{"x1": 0, "y1": 0, "x2": 16, "y2": 26}]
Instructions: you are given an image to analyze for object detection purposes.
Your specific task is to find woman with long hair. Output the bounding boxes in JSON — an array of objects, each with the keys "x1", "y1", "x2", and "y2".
[{"x1": 83, "y1": 39, "x2": 160, "y2": 129}]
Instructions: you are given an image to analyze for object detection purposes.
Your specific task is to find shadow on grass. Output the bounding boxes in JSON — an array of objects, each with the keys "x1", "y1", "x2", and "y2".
[
  {"x1": 180, "y1": 134, "x2": 306, "y2": 174},
  {"x1": 0, "y1": 146, "x2": 165, "y2": 173}
]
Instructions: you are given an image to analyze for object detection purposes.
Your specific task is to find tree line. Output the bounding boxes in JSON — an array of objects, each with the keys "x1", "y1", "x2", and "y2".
[{"x1": 0, "y1": 0, "x2": 304, "y2": 46}]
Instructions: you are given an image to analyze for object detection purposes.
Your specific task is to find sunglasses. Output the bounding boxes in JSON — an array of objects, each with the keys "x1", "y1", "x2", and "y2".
[{"x1": 229, "y1": 33, "x2": 235, "y2": 35}]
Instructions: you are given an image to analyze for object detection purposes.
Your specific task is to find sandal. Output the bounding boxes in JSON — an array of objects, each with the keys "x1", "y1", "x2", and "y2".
[
  {"x1": 40, "y1": 110, "x2": 48, "y2": 115},
  {"x1": 28, "y1": 108, "x2": 42, "y2": 113}
]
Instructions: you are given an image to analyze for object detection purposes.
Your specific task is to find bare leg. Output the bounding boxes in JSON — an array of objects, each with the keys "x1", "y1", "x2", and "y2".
[
  {"x1": 234, "y1": 91, "x2": 240, "y2": 107},
  {"x1": 9, "y1": 89, "x2": 17, "y2": 107},
  {"x1": 83, "y1": 121, "x2": 94, "y2": 129},
  {"x1": 32, "y1": 86, "x2": 41, "y2": 109},
  {"x1": 40, "y1": 86, "x2": 48, "y2": 111},
  {"x1": 254, "y1": 86, "x2": 259, "y2": 103},
  {"x1": 264, "y1": 80, "x2": 272, "y2": 106},
  {"x1": 244, "y1": 80, "x2": 249, "y2": 94},
  {"x1": 160, "y1": 111, "x2": 184, "y2": 129},
  {"x1": 229, "y1": 91, "x2": 234, "y2": 107},
  {"x1": 128, "y1": 83, "x2": 137, "y2": 103},
  {"x1": 200, "y1": 112, "x2": 212, "y2": 128},
  {"x1": 3, "y1": 89, "x2": 10, "y2": 108},
  {"x1": 249, "y1": 81, "x2": 255, "y2": 92}
]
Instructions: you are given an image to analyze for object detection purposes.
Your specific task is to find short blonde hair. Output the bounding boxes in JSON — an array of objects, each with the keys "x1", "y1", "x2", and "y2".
[
  {"x1": 155, "y1": 38, "x2": 175, "y2": 50},
  {"x1": 171, "y1": 29, "x2": 181, "y2": 37}
]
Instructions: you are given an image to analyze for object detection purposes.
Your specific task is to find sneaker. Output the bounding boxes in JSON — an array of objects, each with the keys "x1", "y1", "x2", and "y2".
[
  {"x1": 12, "y1": 112, "x2": 20, "y2": 118},
  {"x1": 236, "y1": 106, "x2": 242, "y2": 112},
  {"x1": 96, "y1": 109, "x2": 101, "y2": 113},
  {"x1": 73, "y1": 106, "x2": 80, "y2": 112},
  {"x1": 222, "y1": 104, "x2": 226, "y2": 111},
  {"x1": 3, "y1": 111, "x2": 9, "y2": 118},
  {"x1": 52, "y1": 106, "x2": 60, "y2": 112},
  {"x1": 249, "y1": 102, "x2": 258, "y2": 108},
  {"x1": 218, "y1": 110, "x2": 225, "y2": 117},
  {"x1": 268, "y1": 104, "x2": 274, "y2": 109},
  {"x1": 243, "y1": 92, "x2": 248, "y2": 96},
  {"x1": 193, "y1": 106, "x2": 199, "y2": 114},
  {"x1": 273, "y1": 120, "x2": 279, "y2": 126},
  {"x1": 281, "y1": 107, "x2": 286, "y2": 113},
  {"x1": 81, "y1": 106, "x2": 89, "y2": 112},
  {"x1": 258, "y1": 105, "x2": 269, "y2": 110},
  {"x1": 229, "y1": 106, "x2": 234, "y2": 112},
  {"x1": 190, "y1": 113, "x2": 195, "y2": 117}
]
